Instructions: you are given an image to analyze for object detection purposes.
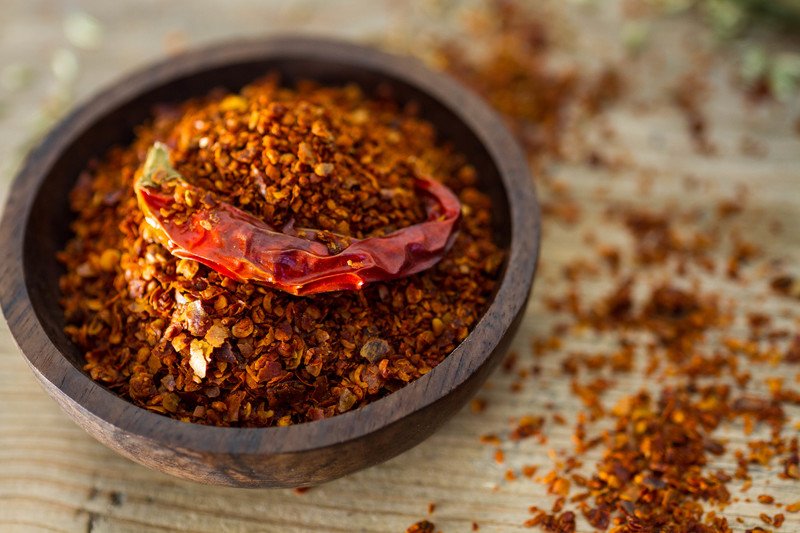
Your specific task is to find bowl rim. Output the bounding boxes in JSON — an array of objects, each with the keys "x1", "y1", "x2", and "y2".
[{"x1": 0, "y1": 36, "x2": 539, "y2": 455}]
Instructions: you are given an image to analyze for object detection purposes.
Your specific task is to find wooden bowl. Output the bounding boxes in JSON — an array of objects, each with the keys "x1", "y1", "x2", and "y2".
[{"x1": 0, "y1": 37, "x2": 539, "y2": 488}]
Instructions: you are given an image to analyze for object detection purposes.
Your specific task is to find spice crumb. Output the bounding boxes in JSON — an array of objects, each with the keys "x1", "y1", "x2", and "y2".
[{"x1": 405, "y1": 520, "x2": 435, "y2": 533}]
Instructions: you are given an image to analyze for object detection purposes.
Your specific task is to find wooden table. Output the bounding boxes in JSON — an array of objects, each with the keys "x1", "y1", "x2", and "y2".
[{"x1": 1, "y1": 1, "x2": 798, "y2": 531}]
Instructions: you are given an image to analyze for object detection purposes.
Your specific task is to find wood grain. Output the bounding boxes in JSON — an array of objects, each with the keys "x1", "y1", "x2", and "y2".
[{"x1": 1, "y1": 0, "x2": 799, "y2": 531}]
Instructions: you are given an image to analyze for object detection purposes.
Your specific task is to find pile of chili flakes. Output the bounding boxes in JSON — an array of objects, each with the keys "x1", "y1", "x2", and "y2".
[
  {"x1": 426, "y1": 1, "x2": 799, "y2": 531},
  {"x1": 58, "y1": 76, "x2": 504, "y2": 427}
]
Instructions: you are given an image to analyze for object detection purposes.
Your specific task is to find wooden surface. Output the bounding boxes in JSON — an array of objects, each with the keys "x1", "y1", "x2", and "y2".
[
  {"x1": 1, "y1": 1, "x2": 798, "y2": 531},
  {"x1": 0, "y1": 36, "x2": 538, "y2": 488}
]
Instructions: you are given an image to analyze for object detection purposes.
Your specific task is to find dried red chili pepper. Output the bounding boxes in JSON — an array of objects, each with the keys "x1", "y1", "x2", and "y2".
[{"x1": 135, "y1": 143, "x2": 461, "y2": 296}]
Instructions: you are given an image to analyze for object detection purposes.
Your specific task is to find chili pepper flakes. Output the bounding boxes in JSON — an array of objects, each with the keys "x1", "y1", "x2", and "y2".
[
  {"x1": 59, "y1": 76, "x2": 503, "y2": 427},
  {"x1": 406, "y1": 520, "x2": 436, "y2": 533},
  {"x1": 430, "y1": 0, "x2": 799, "y2": 530},
  {"x1": 470, "y1": 397, "x2": 488, "y2": 414}
]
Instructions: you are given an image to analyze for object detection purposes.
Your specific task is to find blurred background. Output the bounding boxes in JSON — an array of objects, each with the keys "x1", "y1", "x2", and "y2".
[{"x1": 2, "y1": 0, "x2": 799, "y2": 205}]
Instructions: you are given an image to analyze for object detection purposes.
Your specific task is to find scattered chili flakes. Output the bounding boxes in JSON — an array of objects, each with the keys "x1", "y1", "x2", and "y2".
[
  {"x1": 785, "y1": 336, "x2": 800, "y2": 364},
  {"x1": 783, "y1": 438, "x2": 800, "y2": 480},
  {"x1": 522, "y1": 464, "x2": 539, "y2": 478},
  {"x1": 440, "y1": 5, "x2": 800, "y2": 527},
  {"x1": 494, "y1": 448, "x2": 506, "y2": 465},
  {"x1": 673, "y1": 69, "x2": 716, "y2": 154},
  {"x1": 525, "y1": 510, "x2": 576, "y2": 532},
  {"x1": 406, "y1": 520, "x2": 435, "y2": 533},
  {"x1": 511, "y1": 415, "x2": 545, "y2": 441},
  {"x1": 470, "y1": 397, "x2": 488, "y2": 414},
  {"x1": 548, "y1": 477, "x2": 570, "y2": 498},
  {"x1": 480, "y1": 433, "x2": 502, "y2": 446},
  {"x1": 758, "y1": 494, "x2": 776, "y2": 505},
  {"x1": 436, "y1": 0, "x2": 621, "y2": 167},
  {"x1": 771, "y1": 275, "x2": 800, "y2": 299}
]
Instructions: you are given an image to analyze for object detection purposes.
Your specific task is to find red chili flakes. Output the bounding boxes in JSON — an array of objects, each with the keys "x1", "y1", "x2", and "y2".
[
  {"x1": 783, "y1": 438, "x2": 799, "y2": 480},
  {"x1": 785, "y1": 336, "x2": 800, "y2": 364},
  {"x1": 437, "y1": 0, "x2": 620, "y2": 165},
  {"x1": 427, "y1": 502, "x2": 436, "y2": 515},
  {"x1": 522, "y1": 464, "x2": 539, "y2": 478},
  {"x1": 548, "y1": 477, "x2": 570, "y2": 498},
  {"x1": 470, "y1": 397, "x2": 488, "y2": 414},
  {"x1": 480, "y1": 434, "x2": 502, "y2": 446},
  {"x1": 624, "y1": 210, "x2": 677, "y2": 265},
  {"x1": 510, "y1": 415, "x2": 545, "y2": 440},
  {"x1": 406, "y1": 520, "x2": 435, "y2": 533},
  {"x1": 718, "y1": 198, "x2": 743, "y2": 218},
  {"x1": 618, "y1": 287, "x2": 721, "y2": 369},
  {"x1": 59, "y1": 76, "x2": 502, "y2": 427},
  {"x1": 758, "y1": 494, "x2": 776, "y2": 505},
  {"x1": 787, "y1": 501, "x2": 800, "y2": 513},
  {"x1": 494, "y1": 449, "x2": 506, "y2": 465},
  {"x1": 430, "y1": 1, "x2": 799, "y2": 531},
  {"x1": 523, "y1": 515, "x2": 542, "y2": 528},
  {"x1": 589, "y1": 277, "x2": 634, "y2": 325},
  {"x1": 621, "y1": 209, "x2": 714, "y2": 267},
  {"x1": 673, "y1": 70, "x2": 715, "y2": 154},
  {"x1": 726, "y1": 238, "x2": 761, "y2": 279},
  {"x1": 528, "y1": 379, "x2": 790, "y2": 530},
  {"x1": 582, "y1": 505, "x2": 611, "y2": 530},
  {"x1": 524, "y1": 510, "x2": 576, "y2": 532},
  {"x1": 771, "y1": 275, "x2": 800, "y2": 299},
  {"x1": 503, "y1": 351, "x2": 519, "y2": 373},
  {"x1": 570, "y1": 377, "x2": 612, "y2": 417}
]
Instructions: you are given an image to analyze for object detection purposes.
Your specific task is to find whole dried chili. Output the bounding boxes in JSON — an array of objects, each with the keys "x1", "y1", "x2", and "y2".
[
  {"x1": 59, "y1": 76, "x2": 503, "y2": 427},
  {"x1": 135, "y1": 142, "x2": 461, "y2": 296}
]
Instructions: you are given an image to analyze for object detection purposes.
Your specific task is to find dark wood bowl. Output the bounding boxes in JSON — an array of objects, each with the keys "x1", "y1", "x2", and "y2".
[{"x1": 0, "y1": 37, "x2": 539, "y2": 488}]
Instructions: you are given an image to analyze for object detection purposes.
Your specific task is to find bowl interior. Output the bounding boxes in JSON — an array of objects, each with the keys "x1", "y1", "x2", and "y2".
[{"x1": 24, "y1": 51, "x2": 512, "y2": 377}]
